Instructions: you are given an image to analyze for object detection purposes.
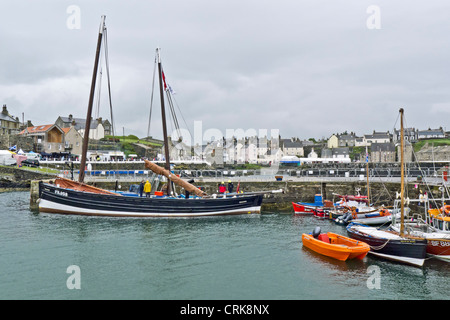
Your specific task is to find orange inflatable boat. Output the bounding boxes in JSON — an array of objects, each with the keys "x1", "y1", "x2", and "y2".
[{"x1": 302, "y1": 228, "x2": 370, "y2": 261}]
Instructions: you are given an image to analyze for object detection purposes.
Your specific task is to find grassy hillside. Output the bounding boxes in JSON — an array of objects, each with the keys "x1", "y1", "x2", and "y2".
[{"x1": 413, "y1": 139, "x2": 450, "y2": 152}]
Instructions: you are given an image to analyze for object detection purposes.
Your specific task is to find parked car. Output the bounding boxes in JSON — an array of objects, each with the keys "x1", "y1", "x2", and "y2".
[{"x1": 21, "y1": 159, "x2": 40, "y2": 167}]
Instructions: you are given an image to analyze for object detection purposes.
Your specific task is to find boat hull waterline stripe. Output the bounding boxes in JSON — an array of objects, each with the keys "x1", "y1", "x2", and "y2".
[{"x1": 39, "y1": 199, "x2": 261, "y2": 217}]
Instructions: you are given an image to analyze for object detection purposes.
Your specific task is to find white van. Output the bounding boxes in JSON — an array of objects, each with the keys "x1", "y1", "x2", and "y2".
[{"x1": 25, "y1": 152, "x2": 41, "y2": 160}]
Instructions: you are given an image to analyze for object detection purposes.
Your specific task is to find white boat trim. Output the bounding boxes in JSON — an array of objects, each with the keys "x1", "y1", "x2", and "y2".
[
  {"x1": 368, "y1": 251, "x2": 425, "y2": 267},
  {"x1": 427, "y1": 253, "x2": 450, "y2": 262}
]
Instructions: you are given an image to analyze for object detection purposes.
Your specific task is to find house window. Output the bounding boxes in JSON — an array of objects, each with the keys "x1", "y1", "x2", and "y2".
[{"x1": 48, "y1": 144, "x2": 51, "y2": 150}]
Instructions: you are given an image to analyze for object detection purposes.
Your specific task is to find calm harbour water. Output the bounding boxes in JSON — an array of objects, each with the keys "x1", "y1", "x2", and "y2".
[{"x1": 1, "y1": 191, "x2": 449, "y2": 300}]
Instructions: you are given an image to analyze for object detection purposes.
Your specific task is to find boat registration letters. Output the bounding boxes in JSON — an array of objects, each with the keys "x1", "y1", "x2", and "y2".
[
  {"x1": 55, "y1": 190, "x2": 68, "y2": 197},
  {"x1": 431, "y1": 240, "x2": 450, "y2": 247}
]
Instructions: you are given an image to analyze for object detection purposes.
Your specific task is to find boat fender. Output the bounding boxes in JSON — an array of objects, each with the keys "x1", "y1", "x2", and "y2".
[{"x1": 312, "y1": 226, "x2": 321, "y2": 238}]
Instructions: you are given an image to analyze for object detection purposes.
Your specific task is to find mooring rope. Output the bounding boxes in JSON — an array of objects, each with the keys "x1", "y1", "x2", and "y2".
[{"x1": 369, "y1": 238, "x2": 391, "y2": 251}]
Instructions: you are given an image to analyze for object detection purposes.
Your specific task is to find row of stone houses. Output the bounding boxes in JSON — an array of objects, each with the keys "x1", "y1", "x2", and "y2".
[
  {"x1": 1, "y1": 103, "x2": 448, "y2": 163},
  {"x1": 55, "y1": 114, "x2": 112, "y2": 138},
  {"x1": 0, "y1": 104, "x2": 112, "y2": 157},
  {"x1": 329, "y1": 127, "x2": 447, "y2": 149},
  {"x1": 18, "y1": 114, "x2": 112, "y2": 156},
  {"x1": 393, "y1": 127, "x2": 446, "y2": 142},
  {"x1": 327, "y1": 131, "x2": 392, "y2": 148},
  {"x1": 167, "y1": 134, "x2": 420, "y2": 165}
]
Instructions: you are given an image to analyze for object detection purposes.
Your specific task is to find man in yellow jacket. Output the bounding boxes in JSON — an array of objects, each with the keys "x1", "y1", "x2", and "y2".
[{"x1": 144, "y1": 180, "x2": 152, "y2": 197}]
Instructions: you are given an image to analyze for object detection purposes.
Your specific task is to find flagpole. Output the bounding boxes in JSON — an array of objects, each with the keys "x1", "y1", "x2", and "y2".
[{"x1": 366, "y1": 146, "x2": 370, "y2": 205}]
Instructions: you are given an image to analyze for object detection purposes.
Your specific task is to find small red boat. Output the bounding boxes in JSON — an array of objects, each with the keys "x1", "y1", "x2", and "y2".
[
  {"x1": 292, "y1": 194, "x2": 332, "y2": 214},
  {"x1": 292, "y1": 202, "x2": 319, "y2": 214}
]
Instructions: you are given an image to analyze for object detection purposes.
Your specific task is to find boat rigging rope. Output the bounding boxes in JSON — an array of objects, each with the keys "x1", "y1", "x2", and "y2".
[
  {"x1": 147, "y1": 55, "x2": 157, "y2": 138},
  {"x1": 103, "y1": 27, "x2": 116, "y2": 139},
  {"x1": 166, "y1": 89, "x2": 181, "y2": 140},
  {"x1": 170, "y1": 91, "x2": 193, "y2": 141},
  {"x1": 94, "y1": 40, "x2": 104, "y2": 124}
]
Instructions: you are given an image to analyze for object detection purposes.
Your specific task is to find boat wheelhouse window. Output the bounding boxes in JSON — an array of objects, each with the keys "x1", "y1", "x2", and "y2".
[{"x1": 446, "y1": 221, "x2": 450, "y2": 231}]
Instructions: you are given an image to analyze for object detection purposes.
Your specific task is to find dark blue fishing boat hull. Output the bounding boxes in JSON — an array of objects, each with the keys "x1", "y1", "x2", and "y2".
[
  {"x1": 346, "y1": 224, "x2": 427, "y2": 267},
  {"x1": 38, "y1": 182, "x2": 263, "y2": 217}
]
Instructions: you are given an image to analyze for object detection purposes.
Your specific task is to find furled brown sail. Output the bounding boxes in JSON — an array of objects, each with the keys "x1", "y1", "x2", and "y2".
[
  {"x1": 144, "y1": 160, "x2": 207, "y2": 197},
  {"x1": 54, "y1": 177, "x2": 120, "y2": 195}
]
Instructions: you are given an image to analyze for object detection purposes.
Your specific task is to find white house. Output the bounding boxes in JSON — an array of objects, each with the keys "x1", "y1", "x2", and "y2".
[
  {"x1": 56, "y1": 115, "x2": 105, "y2": 140},
  {"x1": 363, "y1": 131, "x2": 391, "y2": 145},
  {"x1": 281, "y1": 138, "x2": 304, "y2": 157}
]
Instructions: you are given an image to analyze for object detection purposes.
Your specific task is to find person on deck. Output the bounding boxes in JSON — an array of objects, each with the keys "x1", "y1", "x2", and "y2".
[
  {"x1": 227, "y1": 180, "x2": 234, "y2": 193},
  {"x1": 219, "y1": 182, "x2": 226, "y2": 194},
  {"x1": 139, "y1": 180, "x2": 145, "y2": 197},
  {"x1": 144, "y1": 180, "x2": 152, "y2": 197}
]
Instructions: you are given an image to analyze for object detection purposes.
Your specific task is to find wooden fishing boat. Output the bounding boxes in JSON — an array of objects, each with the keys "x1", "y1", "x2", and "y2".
[
  {"x1": 390, "y1": 203, "x2": 450, "y2": 262},
  {"x1": 391, "y1": 222, "x2": 450, "y2": 262},
  {"x1": 37, "y1": 17, "x2": 273, "y2": 218},
  {"x1": 346, "y1": 223, "x2": 427, "y2": 267},
  {"x1": 302, "y1": 227, "x2": 370, "y2": 261},
  {"x1": 38, "y1": 181, "x2": 264, "y2": 217},
  {"x1": 346, "y1": 108, "x2": 427, "y2": 267}
]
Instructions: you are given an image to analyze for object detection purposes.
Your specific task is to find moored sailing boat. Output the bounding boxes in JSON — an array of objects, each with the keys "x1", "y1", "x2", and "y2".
[
  {"x1": 390, "y1": 198, "x2": 450, "y2": 262},
  {"x1": 37, "y1": 16, "x2": 271, "y2": 217},
  {"x1": 346, "y1": 108, "x2": 427, "y2": 267}
]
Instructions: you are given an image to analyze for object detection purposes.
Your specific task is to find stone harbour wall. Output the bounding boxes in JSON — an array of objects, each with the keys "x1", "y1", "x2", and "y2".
[{"x1": 0, "y1": 166, "x2": 54, "y2": 190}]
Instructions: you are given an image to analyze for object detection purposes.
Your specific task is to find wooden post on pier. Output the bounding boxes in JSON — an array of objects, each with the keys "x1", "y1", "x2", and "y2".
[{"x1": 30, "y1": 179, "x2": 55, "y2": 210}]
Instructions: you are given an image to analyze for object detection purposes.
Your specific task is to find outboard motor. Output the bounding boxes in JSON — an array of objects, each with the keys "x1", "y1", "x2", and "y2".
[
  {"x1": 343, "y1": 212, "x2": 353, "y2": 223},
  {"x1": 312, "y1": 226, "x2": 321, "y2": 238},
  {"x1": 335, "y1": 212, "x2": 352, "y2": 225}
]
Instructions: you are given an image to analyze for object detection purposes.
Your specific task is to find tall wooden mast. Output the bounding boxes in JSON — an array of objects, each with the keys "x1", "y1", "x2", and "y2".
[
  {"x1": 399, "y1": 107, "x2": 405, "y2": 237},
  {"x1": 79, "y1": 16, "x2": 106, "y2": 183},
  {"x1": 365, "y1": 146, "x2": 370, "y2": 205},
  {"x1": 156, "y1": 48, "x2": 171, "y2": 195}
]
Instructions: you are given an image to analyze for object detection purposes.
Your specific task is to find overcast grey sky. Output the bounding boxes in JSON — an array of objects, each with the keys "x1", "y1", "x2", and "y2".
[{"x1": 1, "y1": 1, "x2": 450, "y2": 143}]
